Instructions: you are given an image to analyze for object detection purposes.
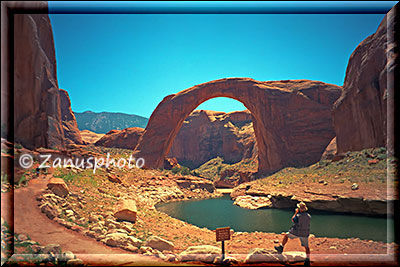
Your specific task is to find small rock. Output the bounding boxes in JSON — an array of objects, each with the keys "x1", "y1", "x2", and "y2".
[
  {"x1": 223, "y1": 256, "x2": 239, "y2": 265},
  {"x1": 368, "y1": 159, "x2": 379, "y2": 165},
  {"x1": 329, "y1": 246, "x2": 337, "y2": 250},
  {"x1": 165, "y1": 254, "x2": 176, "y2": 262},
  {"x1": 88, "y1": 214, "x2": 98, "y2": 223},
  {"x1": 31, "y1": 244, "x2": 43, "y2": 254},
  {"x1": 42, "y1": 244, "x2": 62, "y2": 254},
  {"x1": 17, "y1": 233, "x2": 29, "y2": 241},
  {"x1": 65, "y1": 210, "x2": 74, "y2": 217},
  {"x1": 40, "y1": 203, "x2": 58, "y2": 220},
  {"x1": 59, "y1": 251, "x2": 75, "y2": 262},
  {"x1": 351, "y1": 183, "x2": 359, "y2": 190}
]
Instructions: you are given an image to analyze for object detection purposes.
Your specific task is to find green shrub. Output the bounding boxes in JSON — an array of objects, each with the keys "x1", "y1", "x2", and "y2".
[
  {"x1": 171, "y1": 166, "x2": 180, "y2": 174},
  {"x1": 180, "y1": 166, "x2": 190, "y2": 175}
]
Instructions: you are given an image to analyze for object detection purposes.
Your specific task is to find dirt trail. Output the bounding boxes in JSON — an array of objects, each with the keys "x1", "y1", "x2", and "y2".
[{"x1": 1, "y1": 176, "x2": 178, "y2": 266}]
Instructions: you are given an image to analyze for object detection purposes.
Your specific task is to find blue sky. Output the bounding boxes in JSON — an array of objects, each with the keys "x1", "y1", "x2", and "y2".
[{"x1": 48, "y1": 3, "x2": 394, "y2": 118}]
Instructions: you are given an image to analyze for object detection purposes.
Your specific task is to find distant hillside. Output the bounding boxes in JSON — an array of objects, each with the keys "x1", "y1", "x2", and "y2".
[{"x1": 74, "y1": 111, "x2": 148, "y2": 134}]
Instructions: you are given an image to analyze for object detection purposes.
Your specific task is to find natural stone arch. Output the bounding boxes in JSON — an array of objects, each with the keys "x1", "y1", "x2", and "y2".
[{"x1": 133, "y1": 78, "x2": 342, "y2": 175}]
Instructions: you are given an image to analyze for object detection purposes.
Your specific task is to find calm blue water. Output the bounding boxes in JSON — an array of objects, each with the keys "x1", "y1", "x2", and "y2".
[{"x1": 156, "y1": 195, "x2": 394, "y2": 242}]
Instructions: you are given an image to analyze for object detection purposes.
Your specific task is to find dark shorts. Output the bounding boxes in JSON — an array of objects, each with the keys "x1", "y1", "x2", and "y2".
[{"x1": 286, "y1": 232, "x2": 309, "y2": 247}]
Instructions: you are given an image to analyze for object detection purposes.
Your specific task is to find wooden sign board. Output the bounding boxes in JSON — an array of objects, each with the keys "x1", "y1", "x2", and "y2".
[{"x1": 216, "y1": 227, "x2": 230, "y2": 242}]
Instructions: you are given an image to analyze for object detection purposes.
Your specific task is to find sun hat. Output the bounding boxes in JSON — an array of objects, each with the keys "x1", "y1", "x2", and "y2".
[{"x1": 297, "y1": 201, "x2": 308, "y2": 211}]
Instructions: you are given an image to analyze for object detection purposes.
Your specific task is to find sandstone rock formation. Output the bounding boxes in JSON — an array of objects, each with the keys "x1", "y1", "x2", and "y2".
[
  {"x1": 11, "y1": 3, "x2": 82, "y2": 149},
  {"x1": 134, "y1": 78, "x2": 341, "y2": 174},
  {"x1": 95, "y1": 127, "x2": 144, "y2": 149},
  {"x1": 321, "y1": 137, "x2": 337, "y2": 160},
  {"x1": 332, "y1": 4, "x2": 399, "y2": 154},
  {"x1": 13, "y1": 12, "x2": 64, "y2": 149},
  {"x1": 80, "y1": 130, "x2": 104, "y2": 144},
  {"x1": 233, "y1": 195, "x2": 272, "y2": 210},
  {"x1": 168, "y1": 110, "x2": 256, "y2": 168},
  {"x1": 175, "y1": 176, "x2": 215, "y2": 193},
  {"x1": 59, "y1": 89, "x2": 84, "y2": 145}
]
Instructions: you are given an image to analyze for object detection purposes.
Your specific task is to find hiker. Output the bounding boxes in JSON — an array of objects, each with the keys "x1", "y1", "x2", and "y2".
[{"x1": 275, "y1": 201, "x2": 311, "y2": 264}]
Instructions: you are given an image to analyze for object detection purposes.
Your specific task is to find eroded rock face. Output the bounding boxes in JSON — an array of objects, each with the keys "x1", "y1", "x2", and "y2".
[
  {"x1": 332, "y1": 5, "x2": 398, "y2": 154},
  {"x1": 14, "y1": 12, "x2": 64, "y2": 149},
  {"x1": 95, "y1": 127, "x2": 144, "y2": 149},
  {"x1": 59, "y1": 89, "x2": 84, "y2": 145},
  {"x1": 134, "y1": 78, "x2": 341, "y2": 174},
  {"x1": 168, "y1": 110, "x2": 256, "y2": 168},
  {"x1": 13, "y1": 7, "x2": 82, "y2": 149},
  {"x1": 321, "y1": 137, "x2": 337, "y2": 160},
  {"x1": 80, "y1": 130, "x2": 104, "y2": 144}
]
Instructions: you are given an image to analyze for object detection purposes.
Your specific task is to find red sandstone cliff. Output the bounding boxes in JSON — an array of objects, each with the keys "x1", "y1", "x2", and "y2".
[
  {"x1": 95, "y1": 127, "x2": 145, "y2": 149},
  {"x1": 332, "y1": 4, "x2": 398, "y2": 154},
  {"x1": 59, "y1": 89, "x2": 84, "y2": 145},
  {"x1": 168, "y1": 110, "x2": 256, "y2": 168},
  {"x1": 11, "y1": 3, "x2": 82, "y2": 149}
]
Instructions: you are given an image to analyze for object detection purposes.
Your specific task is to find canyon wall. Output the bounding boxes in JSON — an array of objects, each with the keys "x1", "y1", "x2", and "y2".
[
  {"x1": 332, "y1": 4, "x2": 398, "y2": 154},
  {"x1": 12, "y1": 3, "x2": 82, "y2": 149},
  {"x1": 168, "y1": 110, "x2": 256, "y2": 169}
]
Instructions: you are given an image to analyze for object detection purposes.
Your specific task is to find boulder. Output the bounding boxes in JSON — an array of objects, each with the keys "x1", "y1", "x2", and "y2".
[
  {"x1": 113, "y1": 199, "x2": 137, "y2": 223},
  {"x1": 282, "y1": 251, "x2": 307, "y2": 262},
  {"x1": 233, "y1": 195, "x2": 272, "y2": 209},
  {"x1": 133, "y1": 78, "x2": 341, "y2": 175},
  {"x1": 102, "y1": 232, "x2": 142, "y2": 248},
  {"x1": 244, "y1": 248, "x2": 284, "y2": 263},
  {"x1": 178, "y1": 245, "x2": 222, "y2": 263},
  {"x1": 47, "y1": 178, "x2": 69, "y2": 197},
  {"x1": 144, "y1": 236, "x2": 174, "y2": 252}
]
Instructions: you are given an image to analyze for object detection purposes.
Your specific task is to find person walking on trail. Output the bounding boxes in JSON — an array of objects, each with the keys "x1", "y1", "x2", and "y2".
[{"x1": 274, "y1": 201, "x2": 311, "y2": 264}]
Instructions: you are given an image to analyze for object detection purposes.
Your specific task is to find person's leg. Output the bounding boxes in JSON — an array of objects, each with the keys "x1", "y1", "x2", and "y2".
[
  {"x1": 305, "y1": 246, "x2": 310, "y2": 258},
  {"x1": 282, "y1": 233, "x2": 289, "y2": 246},
  {"x1": 275, "y1": 233, "x2": 290, "y2": 253}
]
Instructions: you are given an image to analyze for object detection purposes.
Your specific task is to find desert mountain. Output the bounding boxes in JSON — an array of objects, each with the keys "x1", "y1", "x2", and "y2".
[{"x1": 74, "y1": 111, "x2": 148, "y2": 134}]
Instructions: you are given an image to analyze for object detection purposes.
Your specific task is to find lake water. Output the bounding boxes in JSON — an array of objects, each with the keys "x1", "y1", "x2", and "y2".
[{"x1": 156, "y1": 195, "x2": 394, "y2": 242}]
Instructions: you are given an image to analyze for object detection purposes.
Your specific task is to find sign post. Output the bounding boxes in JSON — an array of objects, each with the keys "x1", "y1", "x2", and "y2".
[{"x1": 216, "y1": 227, "x2": 230, "y2": 262}]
